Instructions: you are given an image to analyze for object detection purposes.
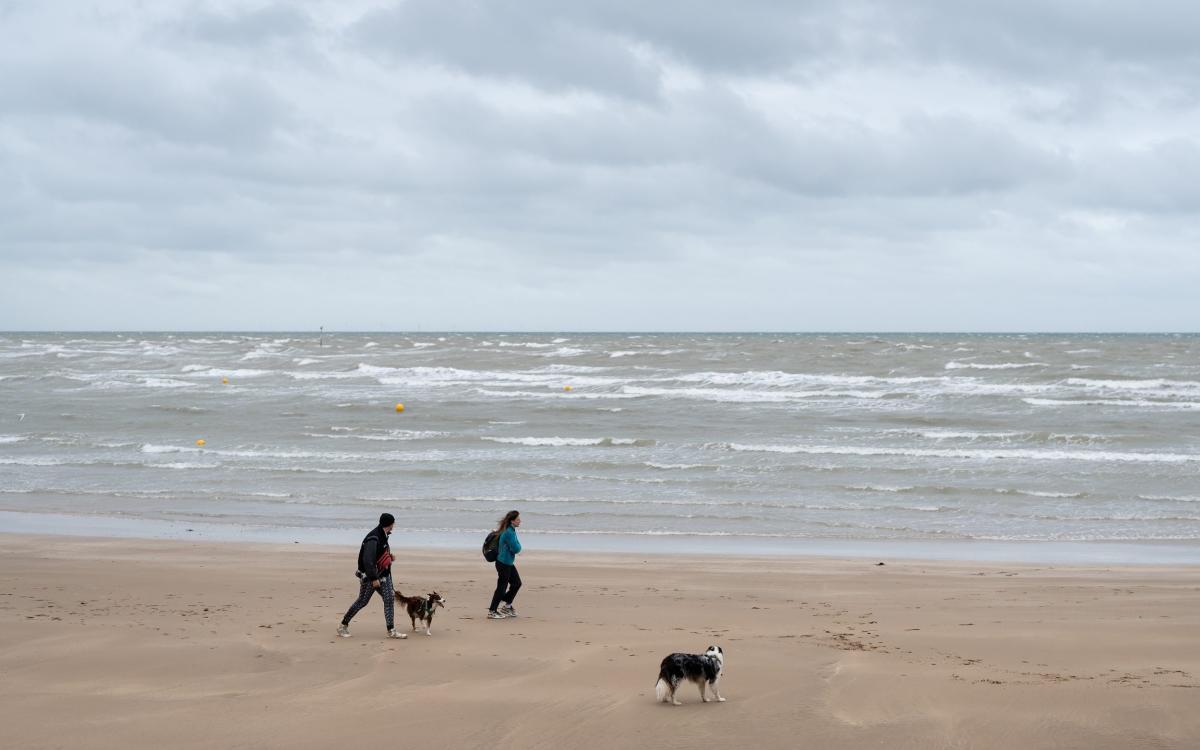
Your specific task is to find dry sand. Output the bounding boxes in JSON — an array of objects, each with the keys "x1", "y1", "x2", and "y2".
[{"x1": 1, "y1": 533, "x2": 1197, "y2": 749}]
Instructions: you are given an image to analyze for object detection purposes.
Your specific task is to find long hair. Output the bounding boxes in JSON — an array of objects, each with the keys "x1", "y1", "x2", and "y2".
[{"x1": 496, "y1": 510, "x2": 520, "y2": 533}]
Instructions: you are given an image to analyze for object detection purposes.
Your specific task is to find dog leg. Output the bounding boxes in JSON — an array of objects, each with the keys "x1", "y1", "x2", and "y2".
[
  {"x1": 671, "y1": 681, "x2": 682, "y2": 706},
  {"x1": 712, "y1": 677, "x2": 726, "y2": 702},
  {"x1": 425, "y1": 620, "x2": 432, "y2": 636},
  {"x1": 698, "y1": 680, "x2": 708, "y2": 702}
]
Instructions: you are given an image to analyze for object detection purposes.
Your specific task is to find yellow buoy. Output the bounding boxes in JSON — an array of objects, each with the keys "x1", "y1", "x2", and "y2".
[
  {"x1": 395, "y1": 403, "x2": 405, "y2": 413},
  {"x1": 222, "y1": 377, "x2": 229, "y2": 384},
  {"x1": 563, "y1": 385, "x2": 573, "y2": 392},
  {"x1": 195, "y1": 439, "x2": 206, "y2": 446}
]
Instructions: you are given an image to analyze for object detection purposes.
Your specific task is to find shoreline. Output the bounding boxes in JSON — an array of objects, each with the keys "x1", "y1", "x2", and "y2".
[{"x1": 4, "y1": 509, "x2": 1200, "y2": 565}]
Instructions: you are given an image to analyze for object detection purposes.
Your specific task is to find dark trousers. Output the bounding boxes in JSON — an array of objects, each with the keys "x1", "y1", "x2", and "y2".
[
  {"x1": 342, "y1": 574, "x2": 395, "y2": 630},
  {"x1": 489, "y1": 561, "x2": 521, "y2": 611}
]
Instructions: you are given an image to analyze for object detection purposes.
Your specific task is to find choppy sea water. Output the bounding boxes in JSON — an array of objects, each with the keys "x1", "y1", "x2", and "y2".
[{"x1": 1, "y1": 333, "x2": 1198, "y2": 562}]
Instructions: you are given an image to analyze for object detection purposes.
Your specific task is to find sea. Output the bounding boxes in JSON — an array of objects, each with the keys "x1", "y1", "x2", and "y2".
[{"x1": 2, "y1": 332, "x2": 1198, "y2": 563}]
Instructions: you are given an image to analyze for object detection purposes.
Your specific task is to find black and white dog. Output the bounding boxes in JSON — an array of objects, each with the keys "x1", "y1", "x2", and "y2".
[{"x1": 654, "y1": 645, "x2": 725, "y2": 705}]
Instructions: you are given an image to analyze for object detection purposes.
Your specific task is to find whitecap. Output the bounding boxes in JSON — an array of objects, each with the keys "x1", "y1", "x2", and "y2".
[
  {"x1": 1024, "y1": 398, "x2": 1200, "y2": 409},
  {"x1": 139, "y1": 377, "x2": 197, "y2": 389},
  {"x1": 481, "y1": 436, "x2": 654, "y2": 447},
  {"x1": 722, "y1": 442, "x2": 1200, "y2": 464},
  {"x1": 945, "y1": 361, "x2": 1046, "y2": 370}
]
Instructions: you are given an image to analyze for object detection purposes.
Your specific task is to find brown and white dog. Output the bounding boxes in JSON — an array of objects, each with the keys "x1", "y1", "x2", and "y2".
[{"x1": 394, "y1": 591, "x2": 446, "y2": 636}]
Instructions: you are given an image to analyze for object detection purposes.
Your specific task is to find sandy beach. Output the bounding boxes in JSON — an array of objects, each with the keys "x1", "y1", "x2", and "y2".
[{"x1": 0, "y1": 533, "x2": 1197, "y2": 749}]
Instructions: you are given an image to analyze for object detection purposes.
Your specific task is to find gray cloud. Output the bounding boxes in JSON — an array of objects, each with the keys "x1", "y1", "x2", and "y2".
[{"x1": 0, "y1": 0, "x2": 1197, "y2": 330}]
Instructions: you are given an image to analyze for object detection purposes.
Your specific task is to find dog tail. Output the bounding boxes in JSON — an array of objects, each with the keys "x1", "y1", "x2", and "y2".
[{"x1": 655, "y1": 677, "x2": 670, "y2": 703}]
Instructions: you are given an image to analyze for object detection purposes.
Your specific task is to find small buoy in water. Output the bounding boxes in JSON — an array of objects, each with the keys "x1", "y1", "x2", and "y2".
[
  {"x1": 222, "y1": 378, "x2": 229, "y2": 385},
  {"x1": 395, "y1": 403, "x2": 405, "y2": 413},
  {"x1": 195, "y1": 439, "x2": 206, "y2": 446},
  {"x1": 563, "y1": 385, "x2": 573, "y2": 392}
]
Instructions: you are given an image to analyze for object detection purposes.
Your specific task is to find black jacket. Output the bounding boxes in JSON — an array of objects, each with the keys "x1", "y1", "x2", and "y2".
[{"x1": 357, "y1": 525, "x2": 392, "y2": 581}]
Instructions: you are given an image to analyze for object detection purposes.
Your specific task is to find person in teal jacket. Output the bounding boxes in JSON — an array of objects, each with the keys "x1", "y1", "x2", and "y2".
[{"x1": 488, "y1": 510, "x2": 523, "y2": 619}]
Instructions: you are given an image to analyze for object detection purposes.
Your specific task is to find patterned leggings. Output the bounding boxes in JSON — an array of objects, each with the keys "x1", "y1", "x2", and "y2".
[{"x1": 342, "y1": 575, "x2": 394, "y2": 630}]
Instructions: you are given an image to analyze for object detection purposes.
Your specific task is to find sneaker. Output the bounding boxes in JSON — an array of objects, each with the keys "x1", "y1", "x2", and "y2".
[
  {"x1": 336, "y1": 623, "x2": 351, "y2": 638},
  {"x1": 387, "y1": 629, "x2": 408, "y2": 639},
  {"x1": 487, "y1": 610, "x2": 508, "y2": 619},
  {"x1": 499, "y1": 604, "x2": 518, "y2": 618}
]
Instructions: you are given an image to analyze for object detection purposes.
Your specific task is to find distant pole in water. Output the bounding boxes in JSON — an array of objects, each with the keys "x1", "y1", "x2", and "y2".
[{"x1": 319, "y1": 326, "x2": 323, "y2": 348}]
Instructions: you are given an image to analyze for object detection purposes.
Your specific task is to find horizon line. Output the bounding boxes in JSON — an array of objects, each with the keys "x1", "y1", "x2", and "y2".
[{"x1": 3, "y1": 329, "x2": 1199, "y2": 336}]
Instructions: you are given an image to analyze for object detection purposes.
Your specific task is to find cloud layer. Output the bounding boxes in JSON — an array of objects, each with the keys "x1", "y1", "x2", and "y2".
[{"x1": 2, "y1": 0, "x2": 1198, "y2": 330}]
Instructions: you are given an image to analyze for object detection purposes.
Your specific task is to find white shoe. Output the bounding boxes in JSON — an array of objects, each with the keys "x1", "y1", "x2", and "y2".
[
  {"x1": 499, "y1": 604, "x2": 518, "y2": 618},
  {"x1": 388, "y1": 629, "x2": 408, "y2": 639},
  {"x1": 336, "y1": 624, "x2": 351, "y2": 638},
  {"x1": 487, "y1": 610, "x2": 508, "y2": 619}
]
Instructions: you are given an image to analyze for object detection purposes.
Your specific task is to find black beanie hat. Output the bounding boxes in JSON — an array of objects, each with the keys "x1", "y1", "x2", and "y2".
[{"x1": 379, "y1": 513, "x2": 395, "y2": 527}]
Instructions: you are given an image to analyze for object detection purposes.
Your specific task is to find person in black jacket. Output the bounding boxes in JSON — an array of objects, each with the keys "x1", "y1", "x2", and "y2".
[{"x1": 337, "y1": 513, "x2": 406, "y2": 639}]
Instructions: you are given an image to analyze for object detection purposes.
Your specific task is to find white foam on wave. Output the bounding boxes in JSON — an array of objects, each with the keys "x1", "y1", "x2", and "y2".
[
  {"x1": 845, "y1": 484, "x2": 917, "y2": 493},
  {"x1": 482, "y1": 436, "x2": 654, "y2": 447},
  {"x1": 883, "y1": 429, "x2": 1024, "y2": 441},
  {"x1": 723, "y1": 442, "x2": 1200, "y2": 464},
  {"x1": 533, "y1": 364, "x2": 617, "y2": 374},
  {"x1": 644, "y1": 462, "x2": 717, "y2": 470},
  {"x1": 0, "y1": 457, "x2": 67, "y2": 466},
  {"x1": 140, "y1": 443, "x2": 448, "y2": 462},
  {"x1": 1138, "y1": 495, "x2": 1200, "y2": 503},
  {"x1": 945, "y1": 361, "x2": 1047, "y2": 370},
  {"x1": 621, "y1": 385, "x2": 885, "y2": 402},
  {"x1": 158, "y1": 462, "x2": 221, "y2": 469},
  {"x1": 608, "y1": 349, "x2": 685, "y2": 358},
  {"x1": 294, "y1": 363, "x2": 624, "y2": 388},
  {"x1": 138, "y1": 377, "x2": 197, "y2": 389},
  {"x1": 674, "y1": 371, "x2": 935, "y2": 388},
  {"x1": 0, "y1": 435, "x2": 26, "y2": 444},
  {"x1": 294, "y1": 358, "x2": 321, "y2": 365},
  {"x1": 1024, "y1": 398, "x2": 1200, "y2": 409},
  {"x1": 536, "y1": 347, "x2": 589, "y2": 357},
  {"x1": 186, "y1": 368, "x2": 273, "y2": 379},
  {"x1": 1066, "y1": 377, "x2": 1200, "y2": 393},
  {"x1": 306, "y1": 429, "x2": 446, "y2": 442},
  {"x1": 474, "y1": 389, "x2": 638, "y2": 400},
  {"x1": 141, "y1": 443, "x2": 194, "y2": 454}
]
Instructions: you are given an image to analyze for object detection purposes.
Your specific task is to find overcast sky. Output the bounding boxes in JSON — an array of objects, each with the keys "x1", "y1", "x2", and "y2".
[{"x1": 2, "y1": 1, "x2": 1198, "y2": 331}]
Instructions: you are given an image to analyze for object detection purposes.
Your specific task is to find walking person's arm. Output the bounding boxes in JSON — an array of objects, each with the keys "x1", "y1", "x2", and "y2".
[{"x1": 361, "y1": 537, "x2": 381, "y2": 588}]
